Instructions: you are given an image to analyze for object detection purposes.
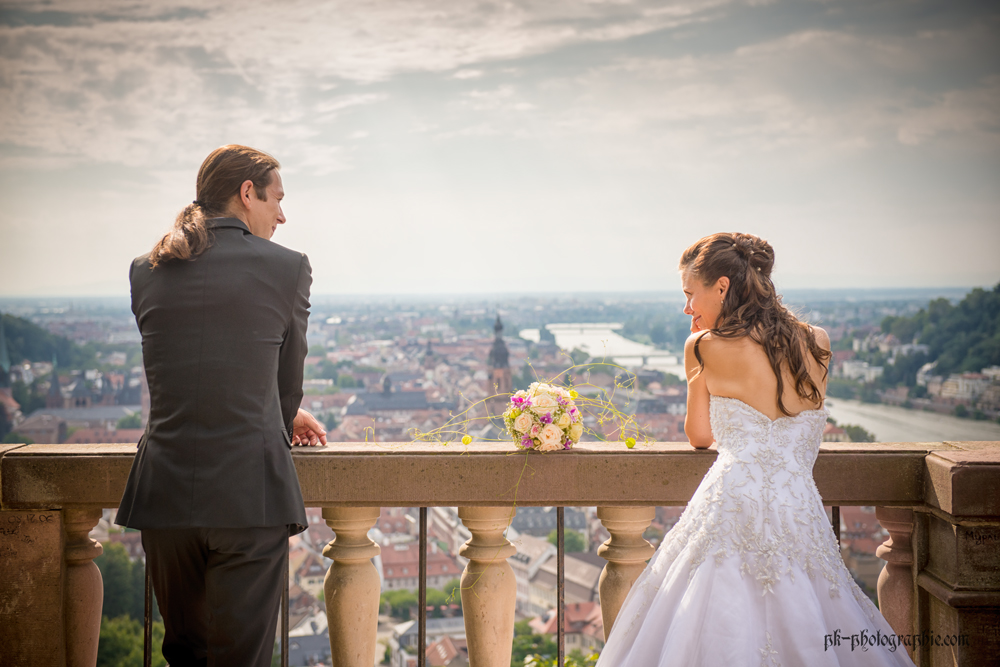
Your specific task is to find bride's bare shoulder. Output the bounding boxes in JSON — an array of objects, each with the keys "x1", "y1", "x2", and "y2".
[{"x1": 809, "y1": 325, "x2": 831, "y2": 351}]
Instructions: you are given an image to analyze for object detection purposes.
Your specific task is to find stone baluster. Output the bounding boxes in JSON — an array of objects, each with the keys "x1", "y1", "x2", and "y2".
[
  {"x1": 458, "y1": 507, "x2": 517, "y2": 667},
  {"x1": 875, "y1": 507, "x2": 915, "y2": 657},
  {"x1": 322, "y1": 507, "x2": 382, "y2": 667},
  {"x1": 64, "y1": 507, "x2": 104, "y2": 667},
  {"x1": 596, "y1": 506, "x2": 655, "y2": 640}
]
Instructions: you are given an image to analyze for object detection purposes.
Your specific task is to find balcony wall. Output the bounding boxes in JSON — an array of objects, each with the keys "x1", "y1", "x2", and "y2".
[{"x1": 1, "y1": 440, "x2": 999, "y2": 666}]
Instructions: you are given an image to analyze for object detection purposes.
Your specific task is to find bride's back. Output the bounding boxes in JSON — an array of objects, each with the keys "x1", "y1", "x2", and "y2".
[{"x1": 696, "y1": 328, "x2": 830, "y2": 421}]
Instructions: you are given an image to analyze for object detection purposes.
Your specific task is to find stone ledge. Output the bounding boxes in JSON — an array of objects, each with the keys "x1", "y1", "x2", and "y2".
[
  {"x1": 918, "y1": 571, "x2": 1000, "y2": 608},
  {"x1": 5, "y1": 441, "x2": 994, "y2": 509},
  {"x1": 924, "y1": 451, "x2": 1000, "y2": 517}
]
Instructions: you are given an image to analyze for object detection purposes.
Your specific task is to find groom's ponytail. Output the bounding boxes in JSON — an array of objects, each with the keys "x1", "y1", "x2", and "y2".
[
  {"x1": 679, "y1": 232, "x2": 831, "y2": 416},
  {"x1": 149, "y1": 145, "x2": 280, "y2": 267}
]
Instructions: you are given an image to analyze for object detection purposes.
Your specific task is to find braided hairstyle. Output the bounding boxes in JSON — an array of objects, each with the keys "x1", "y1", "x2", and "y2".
[
  {"x1": 149, "y1": 145, "x2": 279, "y2": 267},
  {"x1": 679, "y1": 232, "x2": 831, "y2": 416}
]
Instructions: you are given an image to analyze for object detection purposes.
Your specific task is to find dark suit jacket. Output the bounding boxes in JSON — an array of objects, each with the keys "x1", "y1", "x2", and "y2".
[{"x1": 116, "y1": 218, "x2": 310, "y2": 534}]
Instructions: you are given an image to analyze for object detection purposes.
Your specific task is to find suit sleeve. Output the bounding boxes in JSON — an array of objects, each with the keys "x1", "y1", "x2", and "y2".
[{"x1": 278, "y1": 254, "x2": 312, "y2": 438}]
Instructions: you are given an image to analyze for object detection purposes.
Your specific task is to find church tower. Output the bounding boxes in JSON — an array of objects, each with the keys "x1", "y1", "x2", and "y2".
[
  {"x1": 46, "y1": 355, "x2": 64, "y2": 409},
  {"x1": 0, "y1": 314, "x2": 10, "y2": 392},
  {"x1": 487, "y1": 315, "x2": 513, "y2": 397}
]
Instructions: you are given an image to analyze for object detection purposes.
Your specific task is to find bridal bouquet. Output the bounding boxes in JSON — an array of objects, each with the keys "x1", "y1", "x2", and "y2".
[{"x1": 504, "y1": 382, "x2": 584, "y2": 451}]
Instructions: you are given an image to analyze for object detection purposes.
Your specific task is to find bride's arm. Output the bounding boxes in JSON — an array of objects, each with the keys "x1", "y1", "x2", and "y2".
[{"x1": 684, "y1": 332, "x2": 713, "y2": 449}]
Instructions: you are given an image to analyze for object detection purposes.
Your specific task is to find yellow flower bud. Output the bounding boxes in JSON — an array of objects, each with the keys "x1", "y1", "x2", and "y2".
[
  {"x1": 625, "y1": 437, "x2": 636, "y2": 449},
  {"x1": 461, "y1": 435, "x2": 472, "y2": 445}
]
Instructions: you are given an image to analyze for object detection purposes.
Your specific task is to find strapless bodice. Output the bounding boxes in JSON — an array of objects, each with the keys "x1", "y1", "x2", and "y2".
[{"x1": 710, "y1": 394, "x2": 829, "y2": 475}]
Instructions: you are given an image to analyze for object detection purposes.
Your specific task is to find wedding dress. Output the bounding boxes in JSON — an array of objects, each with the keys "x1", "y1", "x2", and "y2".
[{"x1": 595, "y1": 395, "x2": 914, "y2": 666}]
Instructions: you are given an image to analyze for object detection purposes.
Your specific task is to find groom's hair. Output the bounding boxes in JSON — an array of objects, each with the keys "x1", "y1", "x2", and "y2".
[
  {"x1": 149, "y1": 145, "x2": 280, "y2": 267},
  {"x1": 680, "y1": 232, "x2": 831, "y2": 416}
]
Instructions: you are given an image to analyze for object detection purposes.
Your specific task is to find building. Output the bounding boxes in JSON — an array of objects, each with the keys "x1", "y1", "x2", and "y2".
[
  {"x1": 381, "y1": 541, "x2": 463, "y2": 592},
  {"x1": 511, "y1": 506, "x2": 587, "y2": 539},
  {"x1": 11, "y1": 413, "x2": 66, "y2": 444},
  {"x1": 26, "y1": 405, "x2": 143, "y2": 431},
  {"x1": 939, "y1": 373, "x2": 991, "y2": 402},
  {"x1": 426, "y1": 636, "x2": 468, "y2": 667},
  {"x1": 529, "y1": 601, "x2": 604, "y2": 655},
  {"x1": 838, "y1": 506, "x2": 888, "y2": 599},
  {"x1": 295, "y1": 552, "x2": 328, "y2": 598},
  {"x1": 528, "y1": 552, "x2": 604, "y2": 617},
  {"x1": 64, "y1": 428, "x2": 145, "y2": 444},
  {"x1": 487, "y1": 315, "x2": 512, "y2": 397},
  {"x1": 823, "y1": 423, "x2": 850, "y2": 442},
  {"x1": 390, "y1": 616, "x2": 467, "y2": 667},
  {"x1": 840, "y1": 360, "x2": 884, "y2": 383},
  {"x1": 509, "y1": 533, "x2": 557, "y2": 616}
]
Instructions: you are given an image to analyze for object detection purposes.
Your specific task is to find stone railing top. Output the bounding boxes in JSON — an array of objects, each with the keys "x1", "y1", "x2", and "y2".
[{"x1": 1, "y1": 441, "x2": 998, "y2": 516}]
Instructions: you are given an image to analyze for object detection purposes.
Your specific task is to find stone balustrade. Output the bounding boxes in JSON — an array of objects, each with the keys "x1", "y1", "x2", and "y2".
[{"x1": 2, "y1": 440, "x2": 999, "y2": 666}]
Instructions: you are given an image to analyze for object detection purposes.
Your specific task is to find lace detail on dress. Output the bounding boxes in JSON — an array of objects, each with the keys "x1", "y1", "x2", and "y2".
[{"x1": 618, "y1": 396, "x2": 879, "y2": 639}]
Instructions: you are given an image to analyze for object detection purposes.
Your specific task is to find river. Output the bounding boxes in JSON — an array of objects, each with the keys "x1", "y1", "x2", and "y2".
[
  {"x1": 540, "y1": 323, "x2": 1000, "y2": 443},
  {"x1": 825, "y1": 398, "x2": 1000, "y2": 443}
]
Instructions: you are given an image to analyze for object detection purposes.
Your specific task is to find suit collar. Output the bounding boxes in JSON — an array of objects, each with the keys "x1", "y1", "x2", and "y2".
[{"x1": 206, "y1": 217, "x2": 250, "y2": 233}]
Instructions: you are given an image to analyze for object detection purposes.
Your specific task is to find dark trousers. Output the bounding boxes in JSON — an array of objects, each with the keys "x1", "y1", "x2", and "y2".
[{"x1": 141, "y1": 526, "x2": 288, "y2": 667}]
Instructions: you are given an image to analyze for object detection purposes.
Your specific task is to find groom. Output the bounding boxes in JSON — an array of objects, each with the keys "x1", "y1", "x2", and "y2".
[{"x1": 116, "y1": 145, "x2": 326, "y2": 666}]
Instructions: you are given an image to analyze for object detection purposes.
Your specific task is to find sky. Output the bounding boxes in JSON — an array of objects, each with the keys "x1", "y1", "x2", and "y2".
[{"x1": 1, "y1": 0, "x2": 998, "y2": 297}]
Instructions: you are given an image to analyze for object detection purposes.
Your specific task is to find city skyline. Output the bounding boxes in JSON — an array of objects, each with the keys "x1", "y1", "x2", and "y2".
[{"x1": 1, "y1": 0, "x2": 998, "y2": 297}]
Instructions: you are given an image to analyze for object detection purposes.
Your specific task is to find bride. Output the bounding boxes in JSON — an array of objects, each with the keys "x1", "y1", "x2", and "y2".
[{"x1": 595, "y1": 233, "x2": 914, "y2": 666}]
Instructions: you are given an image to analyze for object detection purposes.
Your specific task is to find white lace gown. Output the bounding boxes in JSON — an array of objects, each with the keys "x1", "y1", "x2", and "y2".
[{"x1": 595, "y1": 395, "x2": 915, "y2": 666}]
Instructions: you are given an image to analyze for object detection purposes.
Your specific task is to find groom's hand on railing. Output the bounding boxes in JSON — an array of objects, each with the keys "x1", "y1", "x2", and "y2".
[{"x1": 292, "y1": 408, "x2": 327, "y2": 446}]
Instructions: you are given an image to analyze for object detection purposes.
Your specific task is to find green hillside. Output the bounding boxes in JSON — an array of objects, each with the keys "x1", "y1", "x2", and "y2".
[
  {"x1": 880, "y1": 283, "x2": 1000, "y2": 376},
  {"x1": 1, "y1": 313, "x2": 93, "y2": 368}
]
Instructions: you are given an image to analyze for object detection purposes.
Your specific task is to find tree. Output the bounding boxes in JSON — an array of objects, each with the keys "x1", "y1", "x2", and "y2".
[
  {"x1": 548, "y1": 529, "x2": 586, "y2": 553},
  {"x1": 1, "y1": 313, "x2": 94, "y2": 368},
  {"x1": 94, "y1": 541, "x2": 161, "y2": 624},
  {"x1": 843, "y1": 424, "x2": 876, "y2": 443},
  {"x1": 380, "y1": 589, "x2": 418, "y2": 620},
  {"x1": 954, "y1": 404, "x2": 969, "y2": 418},
  {"x1": 97, "y1": 615, "x2": 166, "y2": 667},
  {"x1": 511, "y1": 626, "x2": 557, "y2": 666},
  {"x1": 11, "y1": 379, "x2": 46, "y2": 414},
  {"x1": 3, "y1": 432, "x2": 33, "y2": 444},
  {"x1": 877, "y1": 284, "x2": 1000, "y2": 376},
  {"x1": 117, "y1": 413, "x2": 142, "y2": 429},
  {"x1": 96, "y1": 543, "x2": 136, "y2": 621}
]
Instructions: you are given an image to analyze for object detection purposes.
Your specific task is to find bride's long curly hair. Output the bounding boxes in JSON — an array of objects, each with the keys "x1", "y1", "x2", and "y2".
[{"x1": 679, "y1": 232, "x2": 831, "y2": 416}]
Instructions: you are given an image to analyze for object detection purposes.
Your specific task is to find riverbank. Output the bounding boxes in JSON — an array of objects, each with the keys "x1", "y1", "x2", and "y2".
[{"x1": 826, "y1": 398, "x2": 1000, "y2": 443}]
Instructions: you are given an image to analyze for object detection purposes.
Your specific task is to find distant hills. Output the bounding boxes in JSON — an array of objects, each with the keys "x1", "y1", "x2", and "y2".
[
  {"x1": 880, "y1": 283, "x2": 1000, "y2": 376},
  {"x1": 1, "y1": 314, "x2": 90, "y2": 368}
]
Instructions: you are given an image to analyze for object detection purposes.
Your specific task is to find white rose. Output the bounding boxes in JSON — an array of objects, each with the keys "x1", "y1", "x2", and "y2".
[
  {"x1": 556, "y1": 412, "x2": 571, "y2": 428},
  {"x1": 538, "y1": 424, "x2": 564, "y2": 451},
  {"x1": 569, "y1": 422, "x2": 583, "y2": 442},
  {"x1": 531, "y1": 393, "x2": 557, "y2": 415},
  {"x1": 514, "y1": 412, "x2": 534, "y2": 434}
]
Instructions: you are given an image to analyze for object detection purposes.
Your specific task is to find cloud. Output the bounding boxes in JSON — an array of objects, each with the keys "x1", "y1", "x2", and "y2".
[{"x1": 0, "y1": 0, "x2": 728, "y2": 169}]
